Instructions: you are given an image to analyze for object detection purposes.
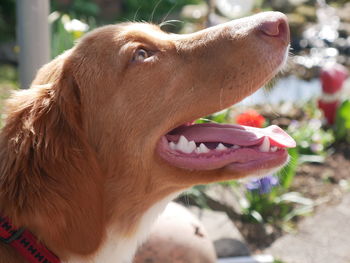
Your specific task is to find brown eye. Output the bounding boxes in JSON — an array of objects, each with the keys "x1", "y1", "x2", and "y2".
[{"x1": 133, "y1": 48, "x2": 149, "y2": 62}]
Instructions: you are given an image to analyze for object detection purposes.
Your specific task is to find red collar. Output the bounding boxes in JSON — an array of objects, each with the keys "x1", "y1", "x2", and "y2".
[{"x1": 0, "y1": 215, "x2": 60, "y2": 263}]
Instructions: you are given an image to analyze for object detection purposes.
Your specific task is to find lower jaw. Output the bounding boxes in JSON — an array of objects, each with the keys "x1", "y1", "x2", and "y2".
[{"x1": 224, "y1": 151, "x2": 289, "y2": 173}]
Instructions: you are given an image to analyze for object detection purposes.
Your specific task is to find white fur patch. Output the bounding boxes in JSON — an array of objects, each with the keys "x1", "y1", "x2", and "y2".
[{"x1": 66, "y1": 192, "x2": 180, "y2": 263}]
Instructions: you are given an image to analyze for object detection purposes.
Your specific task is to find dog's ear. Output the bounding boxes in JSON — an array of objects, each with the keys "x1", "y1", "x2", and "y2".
[{"x1": 0, "y1": 54, "x2": 104, "y2": 256}]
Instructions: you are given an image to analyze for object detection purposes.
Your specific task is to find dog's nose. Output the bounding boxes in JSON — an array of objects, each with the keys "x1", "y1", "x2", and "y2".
[{"x1": 258, "y1": 13, "x2": 290, "y2": 44}]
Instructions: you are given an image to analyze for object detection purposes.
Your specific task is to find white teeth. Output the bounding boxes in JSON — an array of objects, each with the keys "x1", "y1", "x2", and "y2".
[
  {"x1": 170, "y1": 136, "x2": 278, "y2": 154},
  {"x1": 169, "y1": 136, "x2": 196, "y2": 154},
  {"x1": 270, "y1": 146, "x2": 277, "y2": 152},
  {"x1": 197, "y1": 143, "x2": 210, "y2": 153},
  {"x1": 216, "y1": 143, "x2": 228, "y2": 151},
  {"x1": 170, "y1": 136, "x2": 277, "y2": 154},
  {"x1": 176, "y1": 135, "x2": 188, "y2": 152},
  {"x1": 259, "y1": 137, "x2": 270, "y2": 152},
  {"x1": 188, "y1": 140, "x2": 196, "y2": 152},
  {"x1": 178, "y1": 135, "x2": 187, "y2": 145},
  {"x1": 169, "y1": 142, "x2": 176, "y2": 150},
  {"x1": 175, "y1": 135, "x2": 196, "y2": 153},
  {"x1": 169, "y1": 136, "x2": 209, "y2": 154}
]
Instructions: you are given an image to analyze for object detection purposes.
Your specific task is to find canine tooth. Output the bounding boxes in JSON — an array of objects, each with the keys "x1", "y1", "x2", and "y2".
[
  {"x1": 176, "y1": 135, "x2": 192, "y2": 153},
  {"x1": 169, "y1": 142, "x2": 176, "y2": 150},
  {"x1": 199, "y1": 143, "x2": 210, "y2": 153},
  {"x1": 178, "y1": 135, "x2": 188, "y2": 144},
  {"x1": 176, "y1": 135, "x2": 189, "y2": 153},
  {"x1": 232, "y1": 145, "x2": 241, "y2": 149},
  {"x1": 259, "y1": 137, "x2": 270, "y2": 152},
  {"x1": 188, "y1": 140, "x2": 196, "y2": 152},
  {"x1": 216, "y1": 143, "x2": 227, "y2": 151},
  {"x1": 270, "y1": 146, "x2": 277, "y2": 152}
]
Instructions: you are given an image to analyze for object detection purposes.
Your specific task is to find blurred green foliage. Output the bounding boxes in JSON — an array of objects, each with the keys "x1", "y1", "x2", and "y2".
[
  {"x1": 288, "y1": 120, "x2": 334, "y2": 156},
  {"x1": 50, "y1": 14, "x2": 96, "y2": 58},
  {"x1": 0, "y1": 0, "x2": 15, "y2": 42},
  {"x1": 51, "y1": 0, "x2": 100, "y2": 19},
  {"x1": 51, "y1": 16, "x2": 76, "y2": 59},
  {"x1": 287, "y1": 102, "x2": 335, "y2": 157},
  {"x1": 335, "y1": 100, "x2": 350, "y2": 143},
  {"x1": 0, "y1": 64, "x2": 17, "y2": 84}
]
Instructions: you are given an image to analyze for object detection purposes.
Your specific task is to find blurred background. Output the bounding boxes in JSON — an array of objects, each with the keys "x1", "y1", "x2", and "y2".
[{"x1": 1, "y1": 0, "x2": 350, "y2": 262}]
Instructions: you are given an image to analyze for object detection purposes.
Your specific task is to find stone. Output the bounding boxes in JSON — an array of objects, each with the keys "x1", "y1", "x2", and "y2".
[
  {"x1": 266, "y1": 193, "x2": 350, "y2": 263},
  {"x1": 204, "y1": 184, "x2": 242, "y2": 214},
  {"x1": 214, "y1": 239, "x2": 250, "y2": 258},
  {"x1": 133, "y1": 202, "x2": 216, "y2": 263},
  {"x1": 190, "y1": 206, "x2": 250, "y2": 258}
]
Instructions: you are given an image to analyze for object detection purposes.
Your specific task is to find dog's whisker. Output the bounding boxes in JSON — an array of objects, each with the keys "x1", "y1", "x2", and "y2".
[
  {"x1": 161, "y1": 3, "x2": 178, "y2": 25},
  {"x1": 133, "y1": 7, "x2": 141, "y2": 22},
  {"x1": 150, "y1": 0, "x2": 163, "y2": 23},
  {"x1": 160, "y1": 20, "x2": 184, "y2": 30}
]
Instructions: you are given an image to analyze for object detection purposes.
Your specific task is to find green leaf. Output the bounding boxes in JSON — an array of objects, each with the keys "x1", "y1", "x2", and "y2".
[
  {"x1": 210, "y1": 109, "x2": 230, "y2": 123},
  {"x1": 283, "y1": 205, "x2": 314, "y2": 222},
  {"x1": 276, "y1": 192, "x2": 314, "y2": 206},
  {"x1": 277, "y1": 148, "x2": 299, "y2": 189},
  {"x1": 250, "y1": 210, "x2": 263, "y2": 223},
  {"x1": 335, "y1": 100, "x2": 350, "y2": 142}
]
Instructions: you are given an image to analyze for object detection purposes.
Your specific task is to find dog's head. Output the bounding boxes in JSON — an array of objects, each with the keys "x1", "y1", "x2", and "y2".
[
  {"x1": 68, "y1": 11, "x2": 294, "y2": 187},
  {"x1": 0, "y1": 11, "x2": 294, "y2": 257}
]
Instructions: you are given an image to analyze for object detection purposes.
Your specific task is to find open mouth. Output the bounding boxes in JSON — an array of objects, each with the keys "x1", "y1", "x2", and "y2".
[{"x1": 157, "y1": 122, "x2": 296, "y2": 173}]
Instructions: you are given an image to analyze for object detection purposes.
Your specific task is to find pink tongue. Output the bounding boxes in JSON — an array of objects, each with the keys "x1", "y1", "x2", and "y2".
[{"x1": 166, "y1": 123, "x2": 296, "y2": 148}]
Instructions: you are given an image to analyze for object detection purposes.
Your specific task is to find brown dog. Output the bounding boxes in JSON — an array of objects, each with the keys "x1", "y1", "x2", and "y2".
[{"x1": 0, "y1": 11, "x2": 294, "y2": 263}]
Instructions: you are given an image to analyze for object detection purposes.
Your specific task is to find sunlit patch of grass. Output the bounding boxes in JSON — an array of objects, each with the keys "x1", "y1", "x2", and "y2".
[{"x1": 0, "y1": 65, "x2": 18, "y2": 84}]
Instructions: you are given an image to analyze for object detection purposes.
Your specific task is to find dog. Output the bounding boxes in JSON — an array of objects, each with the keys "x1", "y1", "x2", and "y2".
[{"x1": 0, "y1": 11, "x2": 295, "y2": 263}]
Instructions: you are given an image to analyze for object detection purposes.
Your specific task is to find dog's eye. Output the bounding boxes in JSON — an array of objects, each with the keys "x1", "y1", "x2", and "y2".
[{"x1": 133, "y1": 48, "x2": 149, "y2": 62}]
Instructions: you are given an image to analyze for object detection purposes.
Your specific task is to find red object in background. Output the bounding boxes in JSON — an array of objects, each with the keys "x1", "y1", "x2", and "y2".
[
  {"x1": 320, "y1": 64, "x2": 348, "y2": 94},
  {"x1": 318, "y1": 63, "x2": 349, "y2": 125},
  {"x1": 236, "y1": 109, "x2": 265, "y2": 128},
  {"x1": 317, "y1": 100, "x2": 339, "y2": 125}
]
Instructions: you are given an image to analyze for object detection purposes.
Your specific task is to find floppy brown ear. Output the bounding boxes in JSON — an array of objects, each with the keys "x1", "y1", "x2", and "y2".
[{"x1": 0, "y1": 54, "x2": 105, "y2": 256}]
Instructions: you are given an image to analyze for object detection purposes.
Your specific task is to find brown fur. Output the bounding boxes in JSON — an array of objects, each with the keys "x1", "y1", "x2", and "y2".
[{"x1": 0, "y1": 12, "x2": 289, "y2": 262}]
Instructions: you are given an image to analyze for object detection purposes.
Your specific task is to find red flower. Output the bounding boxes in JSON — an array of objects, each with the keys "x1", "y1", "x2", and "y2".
[{"x1": 236, "y1": 110, "x2": 266, "y2": 128}]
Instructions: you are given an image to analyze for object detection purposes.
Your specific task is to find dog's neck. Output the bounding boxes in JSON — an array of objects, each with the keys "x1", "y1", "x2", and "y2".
[{"x1": 65, "y1": 193, "x2": 178, "y2": 263}]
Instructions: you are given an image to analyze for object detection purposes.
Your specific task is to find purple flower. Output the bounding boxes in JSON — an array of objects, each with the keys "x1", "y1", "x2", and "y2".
[
  {"x1": 246, "y1": 175, "x2": 279, "y2": 194},
  {"x1": 310, "y1": 143, "x2": 323, "y2": 153}
]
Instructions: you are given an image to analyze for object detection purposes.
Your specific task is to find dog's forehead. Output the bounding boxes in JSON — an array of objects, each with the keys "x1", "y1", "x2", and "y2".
[{"x1": 118, "y1": 23, "x2": 172, "y2": 41}]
